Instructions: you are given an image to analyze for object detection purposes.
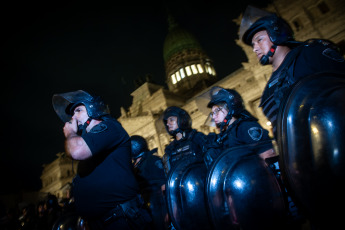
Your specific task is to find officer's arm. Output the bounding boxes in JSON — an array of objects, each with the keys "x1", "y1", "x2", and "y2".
[
  {"x1": 258, "y1": 148, "x2": 277, "y2": 160},
  {"x1": 63, "y1": 117, "x2": 92, "y2": 160},
  {"x1": 162, "y1": 153, "x2": 171, "y2": 176},
  {"x1": 65, "y1": 134, "x2": 92, "y2": 160}
]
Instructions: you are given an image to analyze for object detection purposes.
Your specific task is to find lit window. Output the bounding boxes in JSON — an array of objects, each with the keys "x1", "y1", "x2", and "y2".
[
  {"x1": 211, "y1": 66, "x2": 216, "y2": 75},
  {"x1": 206, "y1": 65, "x2": 212, "y2": 74},
  {"x1": 191, "y1": 65, "x2": 198, "y2": 74},
  {"x1": 197, "y1": 64, "x2": 204, "y2": 73},
  {"x1": 180, "y1": 68, "x2": 185, "y2": 79},
  {"x1": 171, "y1": 74, "x2": 177, "y2": 84},
  {"x1": 176, "y1": 71, "x2": 181, "y2": 81},
  {"x1": 185, "y1": 66, "x2": 192, "y2": 76}
]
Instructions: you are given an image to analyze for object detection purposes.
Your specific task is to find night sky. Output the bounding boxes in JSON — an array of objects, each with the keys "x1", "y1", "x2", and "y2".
[{"x1": 0, "y1": 1, "x2": 271, "y2": 194}]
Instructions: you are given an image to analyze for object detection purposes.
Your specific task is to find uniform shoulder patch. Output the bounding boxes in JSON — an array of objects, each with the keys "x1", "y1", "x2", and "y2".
[
  {"x1": 248, "y1": 127, "x2": 263, "y2": 141},
  {"x1": 89, "y1": 123, "x2": 108, "y2": 133}
]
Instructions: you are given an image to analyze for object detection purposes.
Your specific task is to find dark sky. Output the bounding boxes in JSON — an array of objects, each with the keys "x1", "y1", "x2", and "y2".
[{"x1": 0, "y1": 1, "x2": 271, "y2": 194}]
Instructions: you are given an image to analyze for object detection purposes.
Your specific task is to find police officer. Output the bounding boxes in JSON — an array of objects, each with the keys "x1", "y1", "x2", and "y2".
[
  {"x1": 203, "y1": 86, "x2": 276, "y2": 167},
  {"x1": 161, "y1": 106, "x2": 207, "y2": 230},
  {"x1": 240, "y1": 6, "x2": 345, "y2": 138},
  {"x1": 162, "y1": 106, "x2": 206, "y2": 175},
  {"x1": 52, "y1": 90, "x2": 152, "y2": 230},
  {"x1": 240, "y1": 6, "x2": 345, "y2": 229},
  {"x1": 202, "y1": 86, "x2": 304, "y2": 229},
  {"x1": 130, "y1": 135, "x2": 168, "y2": 230}
]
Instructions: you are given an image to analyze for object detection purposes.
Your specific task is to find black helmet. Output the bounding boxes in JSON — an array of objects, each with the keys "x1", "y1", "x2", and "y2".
[
  {"x1": 46, "y1": 193, "x2": 59, "y2": 210},
  {"x1": 52, "y1": 90, "x2": 109, "y2": 122},
  {"x1": 242, "y1": 14, "x2": 296, "y2": 46},
  {"x1": 207, "y1": 87, "x2": 244, "y2": 117},
  {"x1": 131, "y1": 135, "x2": 149, "y2": 159},
  {"x1": 163, "y1": 106, "x2": 192, "y2": 136}
]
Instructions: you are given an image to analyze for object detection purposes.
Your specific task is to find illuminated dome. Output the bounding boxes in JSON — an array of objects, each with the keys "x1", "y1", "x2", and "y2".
[{"x1": 162, "y1": 14, "x2": 217, "y2": 97}]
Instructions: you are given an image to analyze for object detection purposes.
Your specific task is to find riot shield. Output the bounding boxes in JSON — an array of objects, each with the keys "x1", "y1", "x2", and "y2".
[
  {"x1": 52, "y1": 212, "x2": 86, "y2": 230},
  {"x1": 165, "y1": 157, "x2": 212, "y2": 230},
  {"x1": 141, "y1": 185, "x2": 168, "y2": 230},
  {"x1": 277, "y1": 72, "x2": 345, "y2": 228},
  {"x1": 206, "y1": 143, "x2": 286, "y2": 230}
]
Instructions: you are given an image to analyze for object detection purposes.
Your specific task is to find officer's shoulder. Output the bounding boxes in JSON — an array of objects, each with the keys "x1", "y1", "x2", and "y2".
[
  {"x1": 89, "y1": 122, "x2": 108, "y2": 133},
  {"x1": 237, "y1": 121, "x2": 267, "y2": 141},
  {"x1": 238, "y1": 120, "x2": 263, "y2": 131},
  {"x1": 301, "y1": 39, "x2": 344, "y2": 62}
]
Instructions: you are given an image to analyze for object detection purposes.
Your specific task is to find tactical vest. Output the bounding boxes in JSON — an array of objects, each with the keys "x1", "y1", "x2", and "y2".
[{"x1": 165, "y1": 129, "x2": 199, "y2": 172}]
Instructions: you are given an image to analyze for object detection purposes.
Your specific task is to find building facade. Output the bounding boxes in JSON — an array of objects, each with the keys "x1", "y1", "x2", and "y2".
[
  {"x1": 40, "y1": 153, "x2": 78, "y2": 199},
  {"x1": 40, "y1": 0, "x2": 345, "y2": 197},
  {"x1": 119, "y1": 0, "x2": 345, "y2": 156}
]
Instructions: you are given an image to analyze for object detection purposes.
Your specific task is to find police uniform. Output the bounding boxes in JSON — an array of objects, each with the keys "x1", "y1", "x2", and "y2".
[
  {"x1": 73, "y1": 116, "x2": 151, "y2": 229},
  {"x1": 204, "y1": 114, "x2": 273, "y2": 165},
  {"x1": 133, "y1": 149, "x2": 167, "y2": 230},
  {"x1": 134, "y1": 148, "x2": 166, "y2": 192},
  {"x1": 260, "y1": 39, "x2": 345, "y2": 138},
  {"x1": 163, "y1": 129, "x2": 206, "y2": 175}
]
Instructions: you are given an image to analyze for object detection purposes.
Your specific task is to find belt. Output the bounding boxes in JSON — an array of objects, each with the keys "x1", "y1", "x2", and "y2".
[{"x1": 102, "y1": 195, "x2": 144, "y2": 225}]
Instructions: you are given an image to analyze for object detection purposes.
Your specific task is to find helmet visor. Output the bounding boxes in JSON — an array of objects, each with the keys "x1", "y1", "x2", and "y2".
[
  {"x1": 195, "y1": 86, "x2": 226, "y2": 127},
  {"x1": 239, "y1": 5, "x2": 274, "y2": 44},
  {"x1": 52, "y1": 90, "x2": 92, "y2": 122}
]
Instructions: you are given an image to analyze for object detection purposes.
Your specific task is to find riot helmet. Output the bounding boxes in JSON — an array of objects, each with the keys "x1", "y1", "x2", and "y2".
[
  {"x1": 52, "y1": 90, "x2": 109, "y2": 123},
  {"x1": 46, "y1": 193, "x2": 59, "y2": 210},
  {"x1": 242, "y1": 15, "x2": 295, "y2": 46},
  {"x1": 207, "y1": 86, "x2": 245, "y2": 130},
  {"x1": 163, "y1": 106, "x2": 192, "y2": 136},
  {"x1": 207, "y1": 87, "x2": 244, "y2": 115},
  {"x1": 239, "y1": 6, "x2": 300, "y2": 65},
  {"x1": 131, "y1": 135, "x2": 149, "y2": 159}
]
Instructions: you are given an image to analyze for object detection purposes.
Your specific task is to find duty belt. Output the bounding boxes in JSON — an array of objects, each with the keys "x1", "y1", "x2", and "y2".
[{"x1": 102, "y1": 195, "x2": 144, "y2": 225}]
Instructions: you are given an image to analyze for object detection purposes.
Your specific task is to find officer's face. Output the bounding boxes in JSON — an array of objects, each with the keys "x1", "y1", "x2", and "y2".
[
  {"x1": 166, "y1": 116, "x2": 179, "y2": 131},
  {"x1": 252, "y1": 30, "x2": 273, "y2": 62},
  {"x1": 72, "y1": 105, "x2": 89, "y2": 126},
  {"x1": 211, "y1": 105, "x2": 227, "y2": 125}
]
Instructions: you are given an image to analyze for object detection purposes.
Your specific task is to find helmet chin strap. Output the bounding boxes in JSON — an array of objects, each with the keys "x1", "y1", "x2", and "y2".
[
  {"x1": 169, "y1": 128, "x2": 186, "y2": 139},
  {"x1": 260, "y1": 44, "x2": 277, "y2": 65},
  {"x1": 216, "y1": 111, "x2": 234, "y2": 132},
  {"x1": 77, "y1": 118, "x2": 92, "y2": 136}
]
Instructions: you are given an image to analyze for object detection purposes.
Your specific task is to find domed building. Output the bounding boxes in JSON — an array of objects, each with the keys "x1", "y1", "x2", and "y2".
[
  {"x1": 118, "y1": 14, "x2": 219, "y2": 156},
  {"x1": 163, "y1": 14, "x2": 217, "y2": 98},
  {"x1": 40, "y1": 0, "x2": 345, "y2": 198}
]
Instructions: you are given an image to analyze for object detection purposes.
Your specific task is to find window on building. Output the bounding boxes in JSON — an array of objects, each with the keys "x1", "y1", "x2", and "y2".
[
  {"x1": 318, "y1": 1, "x2": 330, "y2": 14},
  {"x1": 211, "y1": 66, "x2": 216, "y2": 76},
  {"x1": 191, "y1": 64, "x2": 198, "y2": 74},
  {"x1": 185, "y1": 66, "x2": 192, "y2": 76},
  {"x1": 206, "y1": 65, "x2": 212, "y2": 75},
  {"x1": 205, "y1": 62, "x2": 216, "y2": 75},
  {"x1": 171, "y1": 74, "x2": 177, "y2": 84},
  {"x1": 197, "y1": 64, "x2": 204, "y2": 73},
  {"x1": 176, "y1": 71, "x2": 181, "y2": 81},
  {"x1": 180, "y1": 68, "x2": 186, "y2": 79},
  {"x1": 292, "y1": 18, "x2": 303, "y2": 31}
]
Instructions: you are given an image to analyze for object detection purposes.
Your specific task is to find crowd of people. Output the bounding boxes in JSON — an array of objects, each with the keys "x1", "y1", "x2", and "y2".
[
  {"x1": 2, "y1": 5, "x2": 345, "y2": 230},
  {"x1": 0, "y1": 194, "x2": 71, "y2": 230}
]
